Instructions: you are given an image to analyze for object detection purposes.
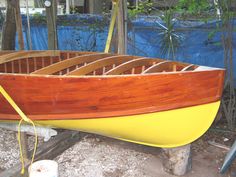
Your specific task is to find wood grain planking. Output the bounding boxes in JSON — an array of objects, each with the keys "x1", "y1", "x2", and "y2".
[
  {"x1": 182, "y1": 64, "x2": 198, "y2": 71},
  {"x1": 0, "y1": 70, "x2": 224, "y2": 120},
  {"x1": 0, "y1": 50, "x2": 61, "y2": 64},
  {"x1": 66, "y1": 55, "x2": 142, "y2": 76},
  {"x1": 142, "y1": 61, "x2": 188, "y2": 74},
  {"x1": 0, "y1": 51, "x2": 16, "y2": 56},
  {"x1": 0, "y1": 56, "x2": 61, "y2": 74},
  {"x1": 105, "y1": 58, "x2": 162, "y2": 75},
  {"x1": 31, "y1": 53, "x2": 113, "y2": 75}
]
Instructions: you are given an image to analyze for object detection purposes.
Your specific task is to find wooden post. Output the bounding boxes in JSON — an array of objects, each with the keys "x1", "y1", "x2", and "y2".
[
  {"x1": 20, "y1": 133, "x2": 29, "y2": 160},
  {"x1": 1, "y1": 0, "x2": 16, "y2": 50},
  {"x1": 117, "y1": 0, "x2": 127, "y2": 54},
  {"x1": 87, "y1": 0, "x2": 104, "y2": 14},
  {"x1": 46, "y1": 0, "x2": 58, "y2": 50},
  {"x1": 14, "y1": 0, "x2": 24, "y2": 50},
  {"x1": 162, "y1": 144, "x2": 192, "y2": 176}
]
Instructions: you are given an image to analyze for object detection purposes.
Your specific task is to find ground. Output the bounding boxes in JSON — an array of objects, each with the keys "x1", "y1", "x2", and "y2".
[{"x1": 0, "y1": 127, "x2": 235, "y2": 177}]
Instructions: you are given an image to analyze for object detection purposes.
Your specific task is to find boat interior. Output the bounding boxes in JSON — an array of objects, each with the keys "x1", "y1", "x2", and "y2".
[{"x1": 0, "y1": 50, "x2": 199, "y2": 76}]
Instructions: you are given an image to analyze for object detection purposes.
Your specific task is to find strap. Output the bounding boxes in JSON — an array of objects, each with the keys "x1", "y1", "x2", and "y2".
[{"x1": 0, "y1": 85, "x2": 38, "y2": 174}]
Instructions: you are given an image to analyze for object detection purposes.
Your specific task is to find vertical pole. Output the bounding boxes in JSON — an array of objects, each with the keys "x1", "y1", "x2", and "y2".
[
  {"x1": 66, "y1": 0, "x2": 70, "y2": 14},
  {"x1": 104, "y1": 1, "x2": 119, "y2": 53},
  {"x1": 1, "y1": 0, "x2": 16, "y2": 50},
  {"x1": 46, "y1": 0, "x2": 58, "y2": 50},
  {"x1": 14, "y1": 0, "x2": 24, "y2": 50},
  {"x1": 20, "y1": 133, "x2": 29, "y2": 160},
  {"x1": 26, "y1": 0, "x2": 32, "y2": 50},
  {"x1": 72, "y1": 0, "x2": 75, "y2": 14},
  {"x1": 117, "y1": 0, "x2": 127, "y2": 54},
  {"x1": 88, "y1": 0, "x2": 103, "y2": 14}
]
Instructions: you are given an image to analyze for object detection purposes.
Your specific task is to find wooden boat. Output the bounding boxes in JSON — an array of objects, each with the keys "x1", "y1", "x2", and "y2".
[{"x1": 0, "y1": 50, "x2": 224, "y2": 147}]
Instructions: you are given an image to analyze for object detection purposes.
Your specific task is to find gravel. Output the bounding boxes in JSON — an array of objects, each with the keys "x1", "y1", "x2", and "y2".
[
  {"x1": 0, "y1": 128, "x2": 154, "y2": 176},
  {"x1": 55, "y1": 134, "x2": 152, "y2": 177}
]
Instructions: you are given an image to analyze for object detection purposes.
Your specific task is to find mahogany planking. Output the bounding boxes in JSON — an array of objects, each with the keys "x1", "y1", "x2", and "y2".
[{"x1": 0, "y1": 69, "x2": 224, "y2": 120}]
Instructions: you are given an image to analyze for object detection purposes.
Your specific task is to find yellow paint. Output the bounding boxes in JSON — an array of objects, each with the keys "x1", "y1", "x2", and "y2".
[{"x1": 32, "y1": 101, "x2": 220, "y2": 148}]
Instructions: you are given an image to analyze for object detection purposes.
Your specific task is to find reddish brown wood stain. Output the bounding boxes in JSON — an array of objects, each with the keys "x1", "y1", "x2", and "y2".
[{"x1": 0, "y1": 70, "x2": 224, "y2": 120}]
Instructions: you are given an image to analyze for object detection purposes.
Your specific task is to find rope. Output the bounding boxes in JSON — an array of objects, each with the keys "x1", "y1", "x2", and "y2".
[
  {"x1": 104, "y1": 0, "x2": 119, "y2": 53},
  {"x1": 0, "y1": 85, "x2": 38, "y2": 174}
]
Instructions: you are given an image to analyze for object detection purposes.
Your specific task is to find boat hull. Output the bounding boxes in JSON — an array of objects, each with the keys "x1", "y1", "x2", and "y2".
[
  {"x1": 0, "y1": 51, "x2": 225, "y2": 148},
  {"x1": 0, "y1": 70, "x2": 224, "y2": 120},
  {"x1": 1, "y1": 101, "x2": 219, "y2": 148}
]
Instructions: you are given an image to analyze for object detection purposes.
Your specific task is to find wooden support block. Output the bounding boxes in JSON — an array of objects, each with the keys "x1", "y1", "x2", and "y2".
[
  {"x1": 20, "y1": 133, "x2": 29, "y2": 160},
  {"x1": 0, "y1": 130, "x2": 80, "y2": 177},
  {"x1": 162, "y1": 144, "x2": 192, "y2": 176}
]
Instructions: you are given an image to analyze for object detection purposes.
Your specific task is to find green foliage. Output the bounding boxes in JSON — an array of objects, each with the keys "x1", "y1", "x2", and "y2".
[
  {"x1": 31, "y1": 13, "x2": 47, "y2": 24},
  {"x1": 159, "y1": 10, "x2": 182, "y2": 59},
  {"x1": 128, "y1": 0, "x2": 153, "y2": 18},
  {"x1": 175, "y1": 0, "x2": 212, "y2": 17}
]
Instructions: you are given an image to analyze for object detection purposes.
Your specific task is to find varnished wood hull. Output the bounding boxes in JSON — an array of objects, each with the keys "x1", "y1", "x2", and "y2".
[
  {"x1": 0, "y1": 70, "x2": 224, "y2": 120},
  {"x1": 0, "y1": 50, "x2": 225, "y2": 147}
]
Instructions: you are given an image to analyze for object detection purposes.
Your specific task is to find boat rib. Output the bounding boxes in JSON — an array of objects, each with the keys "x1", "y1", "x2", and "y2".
[
  {"x1": 66, "y1": 55, "x2": 142, "y2": 76},
  {"x1": 32, "y1": 53, "x2": 113, "y2": 75},
  {"x1": 104, "y1": 58, "x2": 162, "y2": 75}
]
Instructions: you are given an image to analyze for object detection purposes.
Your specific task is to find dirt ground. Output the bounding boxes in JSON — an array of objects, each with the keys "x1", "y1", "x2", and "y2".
[{"x1": 0, "y1": 127, "x2": 235, "y2": 177}]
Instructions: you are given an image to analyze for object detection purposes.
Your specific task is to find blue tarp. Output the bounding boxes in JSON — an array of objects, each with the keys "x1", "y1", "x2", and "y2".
[{"x1": 16, "y1": 15, "x2": 236, "y2": 85}]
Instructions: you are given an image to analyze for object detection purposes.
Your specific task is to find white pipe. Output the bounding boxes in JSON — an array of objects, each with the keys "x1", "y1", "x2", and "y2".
[
  {"x1": 0, "y1": 123, "x2": 57, "y2": 141},
  {"x1": 66, "y1": 0, "x2": 70, "y2": 14},
  {"x1": 72, "y1": 0, "x2": 75, "y2": 14}
]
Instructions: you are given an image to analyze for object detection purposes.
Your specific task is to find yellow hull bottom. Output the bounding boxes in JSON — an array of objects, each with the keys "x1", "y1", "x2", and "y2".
[
  {"x1": 31, "y1": 101, "x2": 220, "y2": 148},
  {"x1": 0, "y1": 101, "x2": 220, "y2": 148}
]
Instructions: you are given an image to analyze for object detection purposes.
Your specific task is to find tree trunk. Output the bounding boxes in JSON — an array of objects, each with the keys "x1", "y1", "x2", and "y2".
[
  {"x1": 117, "y1": 0, "x2": 127, "y2": 54},
  {"x1": 1, "y1": 0, "x2": 16, "y2": 50},
  {"x1": 34, "y1": 0, "x2": 44, "y2": 8},
  {"x1": 14, "y1": 0, "x2": 24, "y2": 50},
  {"x1": 88, "y1": 0, "x2": 101, "y2": 14},
  {"x1": 46, "y1": 0, "x2": 58, "y2": 50}
]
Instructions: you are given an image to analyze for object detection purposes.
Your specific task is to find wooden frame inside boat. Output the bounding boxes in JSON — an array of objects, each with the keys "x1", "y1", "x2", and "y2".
[{"x1": 0, "y1": 50, "x2": 225, "y2": 147}]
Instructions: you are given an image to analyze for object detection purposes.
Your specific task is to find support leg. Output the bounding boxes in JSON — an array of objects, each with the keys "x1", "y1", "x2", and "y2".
[{"x1": 162, "y1": 144, "x2": 192, "y2": 176}]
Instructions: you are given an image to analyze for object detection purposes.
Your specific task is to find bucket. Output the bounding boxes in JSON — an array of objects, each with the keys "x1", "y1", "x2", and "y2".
[{"x1": 28, "y1": 160, "x2": 58, "y2": 177}]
